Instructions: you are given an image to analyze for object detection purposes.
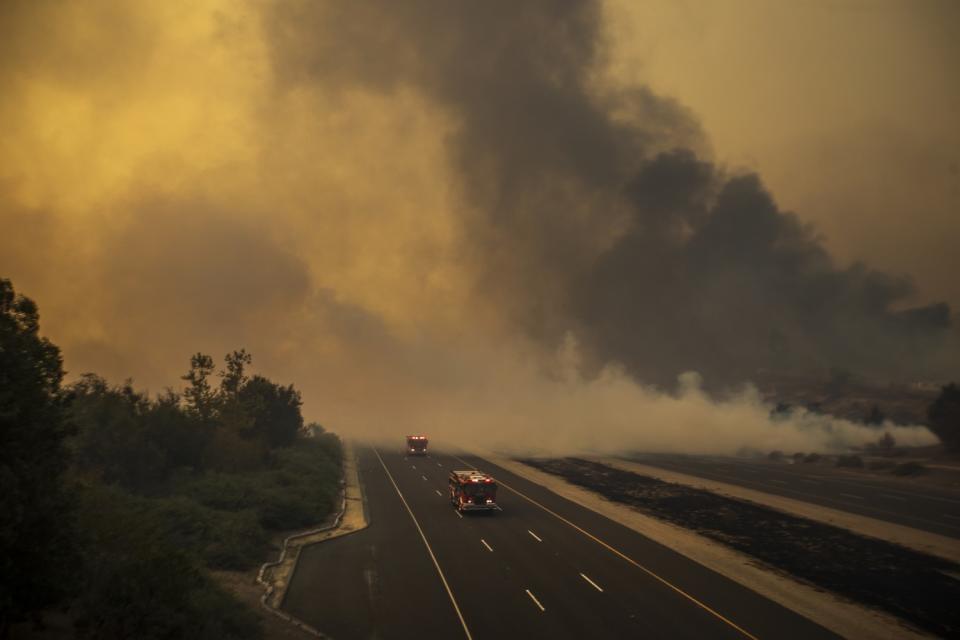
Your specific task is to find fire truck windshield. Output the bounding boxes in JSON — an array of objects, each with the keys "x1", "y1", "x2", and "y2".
[{"x1": 462, "y1": 483, "x2": 495, "y2": 496}]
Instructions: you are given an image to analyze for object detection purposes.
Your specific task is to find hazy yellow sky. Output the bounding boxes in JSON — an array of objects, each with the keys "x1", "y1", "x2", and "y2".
[
  {"x1": 605, "y1": 0, "x2": 959, "y2": 307},
  {"x1": 1, "y1": 1, "x2": 956, "y2": 447}
]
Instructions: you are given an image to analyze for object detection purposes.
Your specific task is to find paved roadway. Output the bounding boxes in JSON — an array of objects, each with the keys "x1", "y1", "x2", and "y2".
[
  {"x1": 624, "y1": 453, "x2": 960, "y2": 539},
  {"x1": 284, "y1": 446, "x2": 838, "y2": 639}
]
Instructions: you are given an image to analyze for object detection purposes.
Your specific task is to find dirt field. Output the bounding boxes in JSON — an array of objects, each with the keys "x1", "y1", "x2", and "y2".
[{"x1": 522, "y1": 457, "x2": 960, "y2": 638}]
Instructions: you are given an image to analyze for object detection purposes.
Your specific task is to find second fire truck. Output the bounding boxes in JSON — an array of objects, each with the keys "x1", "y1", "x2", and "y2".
[{"x1": 406, "y1": 435, "x2": 428, "y2": 456}]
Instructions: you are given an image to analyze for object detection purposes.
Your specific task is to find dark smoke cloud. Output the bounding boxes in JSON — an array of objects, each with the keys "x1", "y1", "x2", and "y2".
[{"x1": 266, "y1": 0, "x2": 955, "y2": 388}]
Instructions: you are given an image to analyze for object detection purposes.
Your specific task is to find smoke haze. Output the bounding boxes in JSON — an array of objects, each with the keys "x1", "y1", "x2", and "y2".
[{"x1": 2, "y1": 0, "x2": 954, "y2": 454}]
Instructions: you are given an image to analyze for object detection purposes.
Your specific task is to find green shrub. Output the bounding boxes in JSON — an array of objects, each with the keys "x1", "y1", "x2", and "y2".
[
  {"x1": 144, "y1": 496, "x2": 267, "y2": 570},
  {"x1": 171, "y1": 435, "x2": 342, "y2": 532},
  {"x1": 75, "y1": 484, "x2": 262, "y2": 639}
]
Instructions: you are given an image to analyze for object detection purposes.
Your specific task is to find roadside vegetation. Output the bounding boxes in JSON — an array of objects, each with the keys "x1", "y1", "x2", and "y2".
[{"x1": 1, "y1": 278, "x2": 341, "y2": 638}]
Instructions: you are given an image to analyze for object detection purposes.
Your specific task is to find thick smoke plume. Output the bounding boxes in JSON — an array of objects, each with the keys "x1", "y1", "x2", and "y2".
[
  {"x1": 2, "y1": 1, "x2": 953, "y2": 454},
  {"x1": 270, "y1": 0, "x2": 955, "y2": 389}
]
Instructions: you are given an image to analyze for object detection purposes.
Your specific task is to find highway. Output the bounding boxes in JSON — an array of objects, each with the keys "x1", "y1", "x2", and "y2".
[
  {"x1": 283, "y1": 446, "x2": 838, "y2": 639},
  {"x1": 624, "y1": 453, "x2": 960, "y2": 539}
]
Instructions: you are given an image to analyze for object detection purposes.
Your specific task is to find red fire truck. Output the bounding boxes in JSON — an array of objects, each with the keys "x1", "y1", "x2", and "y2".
[
  {"x1": 406, "y1": 435, "x2": 428, "y2": 456},
  {"x1": 449, "y1": 470, "x2": 498, "y2": 513}
]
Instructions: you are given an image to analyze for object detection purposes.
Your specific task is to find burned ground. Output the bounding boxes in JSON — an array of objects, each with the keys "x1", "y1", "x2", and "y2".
[{"x1": 521, "y1": 457, "x2": 960, "y2": 638}]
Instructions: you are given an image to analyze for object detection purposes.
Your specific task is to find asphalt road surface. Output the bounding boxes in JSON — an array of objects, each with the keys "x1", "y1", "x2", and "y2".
[
  {"x1": 283, "y1": 446, "x2": 838, "y2": 639},
  {"x1": 624, "y1": 453, "x2": 960, "y2": 539}
]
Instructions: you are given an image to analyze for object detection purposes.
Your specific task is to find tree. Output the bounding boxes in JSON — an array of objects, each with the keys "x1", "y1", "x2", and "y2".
[
  {"x1": 864, "y1": 404, "x2": 886, "y2": 427},
  {"x1": 144, "y1": 389, "x2": 208, "y2": 471},
  {"x1": 181, "y1": 353, "x2": 216, "y2": 421},
  {"x1": 237, "y1": 375, "x2": 304, "y2": 447},
  {"x1": 928, "y1": 383, "x2": 960, "y2": 452},
  {"x1": 0, "y1": 279, "x2": 78, "y2": 632},
  {"x1": 219, "y1": 349, "x2": 252, "y2": 399},
  {"x1": 216, "y1": 349, "x2": 256, "y2": 437},
  {"x1": 68, "y1": 375, "x2": 167, "y2": 491},
  {"x1": 877, "y1": 431, "x2": 896, "y2": 451}
]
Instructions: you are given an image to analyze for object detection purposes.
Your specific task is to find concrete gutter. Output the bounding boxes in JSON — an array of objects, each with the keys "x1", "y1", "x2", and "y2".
[
  {"x1": 257, "y1": 439, "x2": 370, "y2": 638},
  {"x1": 485, "y1": 454, "x2": 936, "y2": 640},
  {"x1": 592, "y1": 457, "x2": 960, "y2": 565}
]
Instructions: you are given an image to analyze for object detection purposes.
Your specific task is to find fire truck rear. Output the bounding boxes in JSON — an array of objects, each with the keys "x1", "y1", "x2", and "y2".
[
  {"x1": 449, "y1": 470, "x2": 498, "y2": 512},
  {"x1": 406, "y1": 435, "x2": 428, "y2": 455}
]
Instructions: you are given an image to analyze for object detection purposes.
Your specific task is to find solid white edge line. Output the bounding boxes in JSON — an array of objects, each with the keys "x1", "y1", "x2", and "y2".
[
  {"x1": 527, "y1": 530, "x2": 542, "y2": 542},
  {"x1": 452, "y1": 454, "x2": 758, "y2": 640},
  {"x1": 580, "y1": 572, "x2": 604, "y2": 592},
  {"x1": 525, "y1": 589, "x2": 545, "y2": 612},
  {"x1": 374, "y1": 448, "x2": 472, "y2": 640},
  {"x1": 481, "y1": 539, "x2": 494, "y2": 552}
]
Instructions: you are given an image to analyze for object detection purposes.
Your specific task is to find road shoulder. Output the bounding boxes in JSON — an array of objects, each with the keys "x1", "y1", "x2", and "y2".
[
  {"x1": 486, "y1": 454, "x2": 934, "y2": 640},
  {"x1": 593, "y1": 457, "x2": 959, "y2": 564},
  {"x1": 256, "y1": 439, "x2": 370, "y2": 635}
]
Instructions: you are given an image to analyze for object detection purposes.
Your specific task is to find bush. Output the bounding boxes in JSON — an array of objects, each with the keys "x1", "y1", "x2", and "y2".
[
  {"x1": 144, "y1": 496, "x2": 267, "y2": 570},
  {"x1": 75, "y1": 485, "x2": 262, "y2": 639},
  {"x1": 891, "y1": 461, "x2": 927, "y2": 477},
  {"x1": 768, "y1": 450, "x2": 784, "y2": 461},
  {"x1": 803, "y1": 453, "x2": 822, "y2": 463},
  {"x1": 172, "y1": 435, "x2": 342, "y2": 533},
  {"x1": 836, "y1": 455, "x2": 864, "y2": 468}
]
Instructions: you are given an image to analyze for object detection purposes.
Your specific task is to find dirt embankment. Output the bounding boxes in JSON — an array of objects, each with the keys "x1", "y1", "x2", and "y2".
[{"x1": 522, "y1": 457, "x2": 960, "y2": 639}]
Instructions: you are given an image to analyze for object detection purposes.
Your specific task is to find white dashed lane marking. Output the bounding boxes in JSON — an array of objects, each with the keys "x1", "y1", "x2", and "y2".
[
  {"x1": 580, "y1": 573, "x2": 604, "y2": 592},
  {"x1": 525, "y1": 589, "x2": 545, "y2": 612}
]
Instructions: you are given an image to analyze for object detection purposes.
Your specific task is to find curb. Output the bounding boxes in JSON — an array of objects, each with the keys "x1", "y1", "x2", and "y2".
[{"x1": 256, "y1": 439, "x2": 369, "y2": 638}]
